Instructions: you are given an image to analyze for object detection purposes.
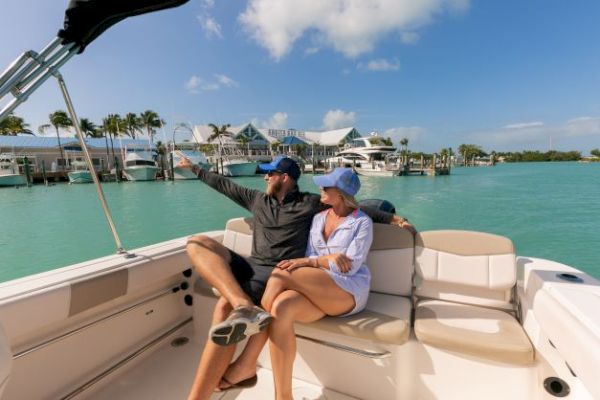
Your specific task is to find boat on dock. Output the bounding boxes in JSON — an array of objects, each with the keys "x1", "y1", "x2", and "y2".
[
  {"x1": 170, "y1": 150, "x2": 211, "y2": 180},
  {"x1": 0, "y1": 2, "x2": 598, "y2": 399},
  {"x1": 122, "y1": 151, "x2": 159, "y2": 182},
  {"x1": 329, "y1": 136, "x2": 401, "y2": 176},
  {"x1": 0, "y1": 154, "x2": 27, "y2": 187},
  {"x1": 67, "y1": 160, "x2": 93, "y2": 184}
]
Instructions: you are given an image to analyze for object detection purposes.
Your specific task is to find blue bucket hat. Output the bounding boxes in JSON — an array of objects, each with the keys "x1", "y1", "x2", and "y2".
[
  {"x1": 313, "y1": 168, "x2": 361, "y2": 196},
  {"x1": 259, "y1": 156, "x2": 301, "y2": 181}
]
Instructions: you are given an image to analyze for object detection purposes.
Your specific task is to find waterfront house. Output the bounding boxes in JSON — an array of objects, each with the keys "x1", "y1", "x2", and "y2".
[{"x1": 0, "y1": 135, "x2": 156, "y2": 173}]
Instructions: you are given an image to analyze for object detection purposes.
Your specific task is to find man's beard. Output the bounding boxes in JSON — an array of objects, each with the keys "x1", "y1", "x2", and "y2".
[{"x1": 267, "y1": 179, "x2": 283, "y2": 196}]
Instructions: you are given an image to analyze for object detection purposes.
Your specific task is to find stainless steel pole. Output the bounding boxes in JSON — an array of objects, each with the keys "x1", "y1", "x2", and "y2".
[{"x1": 55, "y1": 73, "x2": 131, "y2": 256}]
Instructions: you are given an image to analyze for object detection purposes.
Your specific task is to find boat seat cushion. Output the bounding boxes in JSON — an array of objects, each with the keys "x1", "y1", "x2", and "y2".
[
  {"x1": 414, "y1": 299, "x2": 534, "y2": 365},
  {"x1": 297, "y1": 292, "x2": 411, "y2": 346}
]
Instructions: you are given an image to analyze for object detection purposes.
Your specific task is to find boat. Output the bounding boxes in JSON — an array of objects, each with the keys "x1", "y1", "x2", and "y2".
[
  {"x1": 122, "y1": 151, "x2": 159, "y2": 182},
  {"x1": 170, "y1": 150, "x2": 211, "y2": 180},
  {"x1": 0, "y1": 2, "x2": 599, "y2": 399},
  {"x1": 329, "y1": 136, "x2": 401, "y2": 177},
  {"x1": 221, "y1": 157, "x2": 260, "y2": 177},
  {"x1": 67, "y1": 160, "x2": 93, "y2": 184},
  {"x1": 0, "y1": 154, "x2": 27, "y2": 187}
]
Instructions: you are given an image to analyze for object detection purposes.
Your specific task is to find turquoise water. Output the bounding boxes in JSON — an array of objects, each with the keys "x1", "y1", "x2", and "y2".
[{"x1": 1, "y1": 162, "x2": 599, "y2": 282}]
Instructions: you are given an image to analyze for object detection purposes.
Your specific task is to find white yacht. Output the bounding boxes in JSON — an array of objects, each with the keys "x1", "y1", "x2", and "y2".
[
  {"x1": 221, "y1": 157, "x2": 259, "y2": 177},
  {"x1": 0, "y1": 154, "x2": 27, "y2": 187},
  {"x1": 122, "y1": 151, "x2": 159, "y2": 182},
  {"x1": 67, "y1": 160, "x2": 93, "y2": 184},
  {"x1": 330, "y1": 136, "x2": 400, "y2": 177},
  {"x1": 170, "y1": 150, "x2": 211, "y2": 180},
  {"x1": 0, "y1": 2, "x2": 599, "y2": 399}
]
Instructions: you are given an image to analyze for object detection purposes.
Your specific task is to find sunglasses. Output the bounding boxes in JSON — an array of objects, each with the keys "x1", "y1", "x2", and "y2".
[{"x1": 267, "y1": 171, "x2": 284, "y2": 177}]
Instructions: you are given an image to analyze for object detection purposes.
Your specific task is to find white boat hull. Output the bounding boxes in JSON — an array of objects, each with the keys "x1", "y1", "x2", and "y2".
[
  {"x1": 68, "y1": 171, "x2": 93, "y2": 184},
  {"x1": 354, "y1": 167, "x2": 398, "y2": 177},
  {"x1": 222, "y1": 161, "x2": 259, "y2": 177},
  {"x1": 172, "y1": 163, "x2": 211, "y2": 180},
  {"x1": 123, "y1": 166, "x2": 159, "y2": 181},
  {"x1": 0, "y1": 174, "x2": 27, "y2": 186}
]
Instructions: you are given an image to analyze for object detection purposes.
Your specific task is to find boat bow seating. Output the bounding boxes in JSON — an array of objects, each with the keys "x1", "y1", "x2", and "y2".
[{"x1": 414, "y1": 230, "x2": 535, "y2": 365}]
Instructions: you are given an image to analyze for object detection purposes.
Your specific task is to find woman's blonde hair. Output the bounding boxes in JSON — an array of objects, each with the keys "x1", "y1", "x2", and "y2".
[{"x1": 336, "y1": 188, "x2": 360, "y2": 209}]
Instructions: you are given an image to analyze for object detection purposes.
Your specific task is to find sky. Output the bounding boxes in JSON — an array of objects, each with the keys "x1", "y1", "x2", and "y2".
[{"x1": 1, "y1": 0, "x2": 600, "y2": 153}]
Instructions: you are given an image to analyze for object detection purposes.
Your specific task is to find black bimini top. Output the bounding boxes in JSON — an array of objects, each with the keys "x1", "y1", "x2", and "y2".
[{"x1": 58, "y1": 0, "x2": 190, "y2": 53}]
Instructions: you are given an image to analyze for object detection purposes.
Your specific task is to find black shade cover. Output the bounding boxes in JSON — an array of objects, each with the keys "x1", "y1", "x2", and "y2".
[{"x1": 58, "y1": 0, "x2": 190, "y2": 53}]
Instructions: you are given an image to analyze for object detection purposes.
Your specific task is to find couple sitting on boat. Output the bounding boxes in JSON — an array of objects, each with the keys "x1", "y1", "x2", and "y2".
[{"x1": 179, "y1": 156, "x2": 414, "y2": 400}]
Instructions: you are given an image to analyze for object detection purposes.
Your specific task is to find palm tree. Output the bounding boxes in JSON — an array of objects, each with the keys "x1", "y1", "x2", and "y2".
[
  {"x1": 0, "y1": 113, "x2": 32, "y2": 135},
  {"x1": 399, "y1": 138, "x2": 409, "y2": 165},
  {"x1": 123, "y1": 112, "x2": 142, "y2": 139},
  {"x1": 79, "y1": 118, "x2": 98, "y2": 137},
  {"x1": 102, "y1": 114, "x2": 124, "y2": 168},
  {"x1": 140, "y1": 110, "x2": 164, "y2": 145},
  {"x1": 39, "y1": 110, "x2": 72, "y2": 170},
  {"x1": 208, "y1": 123, "x2": 231, "y2": 173}
]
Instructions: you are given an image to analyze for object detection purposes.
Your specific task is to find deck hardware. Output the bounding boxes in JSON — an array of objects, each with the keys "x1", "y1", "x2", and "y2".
[
  {"x1": 296, "y1": 334, "x2": 391, "y2": 359},
  {"x1": 171, "y1": 336, "x2": 190, "y2": 347},
  {"x1": 184, "y1": 294, "x2": 193, "y2": 306},
  {"x1": 180, "y1": 281, "x2": 189, "y2": 290},
  {"x1": 543, "y1": 377, "x2": 570, "y2": 397},
  {"x1": 556, "y1": 273, "x2": 583, "y2": 283},
  {"x1": 183, "y1": 268, "x2": 193, "y2": 278}
]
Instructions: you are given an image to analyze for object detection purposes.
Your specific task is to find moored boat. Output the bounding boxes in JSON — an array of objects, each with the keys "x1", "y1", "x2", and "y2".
[
  {"x1": 67, "y1": 160, "x2": 93, "y2": 183},
  {"x1": 330, "y1": 136, "x2": 400, "y2": 177},
  {"x1": 122, "y1": 151, "x2": 159, "y2": 182},
  {"x1": 0, "y1": 154, "x2": 27, "y2": 187}
]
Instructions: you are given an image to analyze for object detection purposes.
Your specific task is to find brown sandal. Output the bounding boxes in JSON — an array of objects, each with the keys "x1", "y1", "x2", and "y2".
[{"x1": 214, "y1": 374, "x2": 258, "y2": 392}]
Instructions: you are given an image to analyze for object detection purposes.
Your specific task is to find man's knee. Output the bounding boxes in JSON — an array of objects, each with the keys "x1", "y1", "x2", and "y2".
[{"x1": 187, "y1": 235, "x2": 229, "y2": 259}]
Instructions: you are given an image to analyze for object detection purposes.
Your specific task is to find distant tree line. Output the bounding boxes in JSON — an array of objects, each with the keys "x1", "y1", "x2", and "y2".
[{"x1": 495, "y1": 150, "x2": 581, "y2": 162}]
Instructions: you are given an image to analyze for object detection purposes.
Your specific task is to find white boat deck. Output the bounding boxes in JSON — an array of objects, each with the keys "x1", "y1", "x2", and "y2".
[{"x1": 85, "y1": 324, "x2": 357, "y2": 400}]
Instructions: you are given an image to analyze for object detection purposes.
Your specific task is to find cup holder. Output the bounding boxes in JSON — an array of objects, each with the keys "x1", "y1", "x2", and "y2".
[
  {"x1": 543, "y1": 377, "x2": 570, "y2": 397},
  {"x1": 556, "y1": 273, "x2": 583, "y2": 283}
]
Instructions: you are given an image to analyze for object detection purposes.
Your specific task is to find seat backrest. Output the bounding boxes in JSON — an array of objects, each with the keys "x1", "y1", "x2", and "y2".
[
  {"x1": 223, "y1": 218, "x2": 415, "y2": 297},
  {"x1": 223, "y1": 217, "x2": 253, "y2": 257},
  {"x1": 368, "y1": 223, "x2": 414, "y2": 296},
  {"x1": 414, "y1": 230, "x2": 516, "y2": 308}
]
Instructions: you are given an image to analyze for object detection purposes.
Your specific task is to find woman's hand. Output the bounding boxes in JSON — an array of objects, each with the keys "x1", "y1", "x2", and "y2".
[
  {"x1": 276, "y1": 258, "x2": 312, "y2": 271},
  {"x1": 323, "y1": 253, "x2": 352, "y2": 273}
]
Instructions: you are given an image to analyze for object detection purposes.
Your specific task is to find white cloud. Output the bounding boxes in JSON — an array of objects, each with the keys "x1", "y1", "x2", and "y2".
[
  {"x1": 358, "y1": 58, "x2": 400, "y2": 72},
  {"x1": 503, "y1": 121, "x2": 544, "y2": 129},
  {"x1": 383, "y1": 126, "x2": 424, "y2": 144},
  {"x1": 239, "y1": 0, "x2": 469, "y2": 60},
  {"x1": 468, "y1": 117, "x2": 600, "y2": 149},
  {"x1": 185, "y1": 75, "x2": 202, "y2": 94},
  {"x1": 252, "y1": 112, "x2": 289, "y2": 129},
  {"x1": 215, "y1": 74, "x2": 239, "y2": 88},
  {"x1": 322, "y1": 109, "x2": 356, "y2": 130},
  {"x1": 304, "y1": 47, "x2": 320, "y2": 56},
  {"x1": 401, "y1": 32, "x2": 420, "y2": 44},
  {"x1": 198, "y1": 15, "x2": 223, "y2": 38},
  {"x1": 267, "y1": 112, "x2": 288, "y2": 129},
  {"x1": 185, "y1": 74, "x2": 239, "y2": 93}
]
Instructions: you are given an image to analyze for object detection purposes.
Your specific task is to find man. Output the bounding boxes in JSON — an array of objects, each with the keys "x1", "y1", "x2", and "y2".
[{"x1": 181, "y1": 156, "x2": 414, "y2": 399}]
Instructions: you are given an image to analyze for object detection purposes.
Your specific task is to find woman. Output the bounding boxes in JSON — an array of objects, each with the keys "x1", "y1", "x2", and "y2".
[{"x1": 261, "y1": 168, "x2": 373, "y2": 400}]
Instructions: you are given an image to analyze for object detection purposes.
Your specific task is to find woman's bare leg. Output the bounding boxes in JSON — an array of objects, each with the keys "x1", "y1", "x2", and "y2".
[
  {"x1": 266, "y1": 267, "x2": 355, "y2": 316},
  {"x1": 269, "y1": 290, "x2": 325, "y2": 400}
]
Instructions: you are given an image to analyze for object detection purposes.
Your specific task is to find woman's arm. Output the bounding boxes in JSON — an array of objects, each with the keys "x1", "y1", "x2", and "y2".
[{"x1": 327, "y1": 217, "x2": 373, "y2": 276}]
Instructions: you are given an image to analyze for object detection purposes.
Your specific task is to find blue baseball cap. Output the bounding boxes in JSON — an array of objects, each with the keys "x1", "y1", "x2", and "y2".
[
  {"x1": 259, "y1": 156, "x2": 301, "y2": 181},
  {"x1": 313, "y1": 168, "x2": 361, "y2": 196}
]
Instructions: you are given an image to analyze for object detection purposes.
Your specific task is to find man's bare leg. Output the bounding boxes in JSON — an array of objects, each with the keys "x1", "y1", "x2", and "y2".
[
  {"x1": 188, "y1": 297, "x2": 237, "y2": 400},
  {"x1": 186, "y1": 235, "x2": 253, "y2": 309}
]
